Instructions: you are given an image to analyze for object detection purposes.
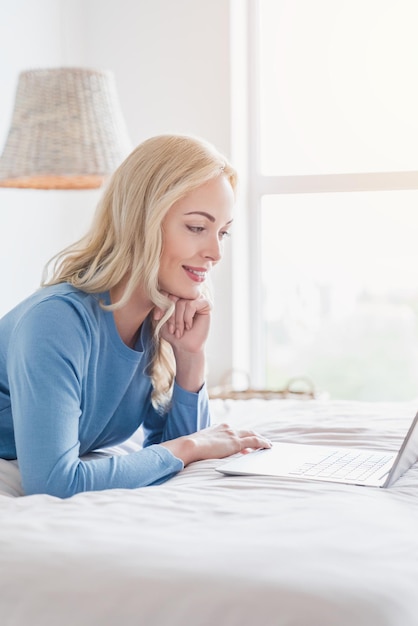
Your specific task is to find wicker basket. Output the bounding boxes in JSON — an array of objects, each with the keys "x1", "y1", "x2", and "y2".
[{"x1": 208, "y1": 372, "x2": 316, "y2": 401}]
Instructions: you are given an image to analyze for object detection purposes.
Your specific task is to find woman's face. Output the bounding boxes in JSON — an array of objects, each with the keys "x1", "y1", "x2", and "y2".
[{"x1": 158, "y1": 175, "x2": 234, "y2": 300}]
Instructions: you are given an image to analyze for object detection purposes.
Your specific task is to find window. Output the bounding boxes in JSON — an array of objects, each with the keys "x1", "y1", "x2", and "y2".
[{"x1": 245, "y1": 0, "x2": 418, "y2": 400}]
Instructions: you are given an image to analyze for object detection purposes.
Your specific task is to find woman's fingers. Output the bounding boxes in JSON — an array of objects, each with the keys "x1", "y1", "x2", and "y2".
[
  {"x1": 173, "y1": 299, "x2": 187, "y2": 337},
  {"x1": 153, "y1": 291, "x2": 176, "y2": 322},
  {"x1": 161, "y1": 423, "x2": 272, "y2": 466},
  {"x1": 239, "y1": 433, "x2": 272, "y2": 451},
  {"x1": 230, "y1": 427, "x2": 272, "y2": 452},
  {"x1": 153, "y1": 293, "x2": 177, "y2": 326},
  {"x1": 212, "y1": 423, "x2": 272, "y2": 453},
  {"x1": 156, "y1": 295, "x2": 212, "y2": 339}
]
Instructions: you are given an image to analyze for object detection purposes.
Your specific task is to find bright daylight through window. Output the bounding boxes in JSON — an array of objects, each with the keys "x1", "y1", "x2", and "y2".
[{"x1": 252, "y1": 0, "x2": 418, "y2": 400}]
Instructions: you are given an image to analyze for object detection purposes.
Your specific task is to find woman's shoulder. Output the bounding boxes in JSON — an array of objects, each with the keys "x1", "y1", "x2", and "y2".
[
  {"x1": 3, "y1": 284, "x2": 108, "y2": 335},
  {"x1": 0, "y1": 285, "x2": 112, "y2": 360},
  {"x1": 39, "y1": 284, "x2": 108, "y2": 314}
]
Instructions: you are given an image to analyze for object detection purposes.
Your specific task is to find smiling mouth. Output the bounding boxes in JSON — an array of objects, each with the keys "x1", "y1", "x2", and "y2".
[{"x1": 183, "y1": 266, "x2": 208, "y2": 282}]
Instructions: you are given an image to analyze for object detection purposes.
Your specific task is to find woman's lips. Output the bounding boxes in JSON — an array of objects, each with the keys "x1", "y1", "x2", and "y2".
[{"x1": 183, "y1": 266, "x2": 207, "y2": 283}]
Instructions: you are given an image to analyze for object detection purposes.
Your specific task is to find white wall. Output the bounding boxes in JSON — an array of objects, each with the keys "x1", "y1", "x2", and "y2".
[
  {"x1": 0, "y1": 0, "x2": 235, "y2": 386},
  {"x1": 0, "y1": 0, "x2": 100, "y2": 312}
]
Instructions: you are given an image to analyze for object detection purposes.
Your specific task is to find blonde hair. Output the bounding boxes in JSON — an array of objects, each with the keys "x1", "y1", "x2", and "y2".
[{"x1": 43, "y1": 134, "x2": 237, "y2": 408}]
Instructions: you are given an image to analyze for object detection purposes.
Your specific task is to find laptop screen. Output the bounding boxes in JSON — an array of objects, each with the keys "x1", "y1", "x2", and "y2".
[{"x1": 384, "y1": 411, "x2": 418, "y2": 487}]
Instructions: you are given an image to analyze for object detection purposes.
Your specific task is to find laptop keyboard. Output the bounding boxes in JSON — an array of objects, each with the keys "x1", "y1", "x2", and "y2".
[{"x1": 290, "y1": 449, "x2": 393, "y2": 481}]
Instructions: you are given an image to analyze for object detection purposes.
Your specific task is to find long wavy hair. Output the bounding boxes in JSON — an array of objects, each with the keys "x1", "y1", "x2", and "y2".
[{"x1": 43, "y1": 134, "x2": 237, "y2": 409}]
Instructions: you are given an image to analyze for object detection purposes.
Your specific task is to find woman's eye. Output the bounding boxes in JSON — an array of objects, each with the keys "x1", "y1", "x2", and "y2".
[
  {"x1": 187, "y1": 225, "x2": 205, "y2": 233},
  {"x1": 219, "y1": 230, "x2": 231, "y2": 240}
]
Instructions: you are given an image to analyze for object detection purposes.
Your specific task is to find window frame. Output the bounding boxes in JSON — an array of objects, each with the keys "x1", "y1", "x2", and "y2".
[{"x1": 242, "y1": 0, "x2": 418, "y2": 388}]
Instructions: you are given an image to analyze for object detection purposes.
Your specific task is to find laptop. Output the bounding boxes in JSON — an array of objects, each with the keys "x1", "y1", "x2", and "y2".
[{"x1": 216, "y1": 411, "x2": 418, "y2": 488}]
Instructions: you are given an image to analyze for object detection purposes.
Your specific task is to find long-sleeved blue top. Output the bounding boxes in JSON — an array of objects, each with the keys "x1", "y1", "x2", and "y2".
[{"x1": 0, "y1": 284, "x2": 210, "y2": 498}]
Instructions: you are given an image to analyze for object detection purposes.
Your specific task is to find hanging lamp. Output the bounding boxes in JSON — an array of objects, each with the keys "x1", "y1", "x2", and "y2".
[{"x1": 0, "y1": 67, "x2": 132, "y2": 190}]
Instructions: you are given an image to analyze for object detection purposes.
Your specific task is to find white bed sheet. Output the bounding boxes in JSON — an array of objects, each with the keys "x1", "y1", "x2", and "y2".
[{"x1": 1, "y1": 398, "x2": 418, "y2": 626}]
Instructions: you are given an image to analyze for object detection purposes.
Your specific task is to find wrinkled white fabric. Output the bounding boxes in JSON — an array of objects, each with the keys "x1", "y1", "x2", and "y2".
[{"x1": 1, "y1": 398, "x2": 418, "y2": 626}]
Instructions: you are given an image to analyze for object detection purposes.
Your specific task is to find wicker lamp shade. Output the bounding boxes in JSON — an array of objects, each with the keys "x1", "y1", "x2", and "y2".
[{"x1": 0, "y1": 68, "x2": 132, "y2": 190}]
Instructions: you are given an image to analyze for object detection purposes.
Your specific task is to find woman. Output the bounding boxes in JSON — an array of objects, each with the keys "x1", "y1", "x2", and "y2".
[{"x1": 0, "y1": 134, "x2": 270, "y2": 498}]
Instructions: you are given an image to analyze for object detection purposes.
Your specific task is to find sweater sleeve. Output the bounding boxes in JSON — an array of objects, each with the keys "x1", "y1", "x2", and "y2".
[
  {"x1": 7, "y1": 299, "x2": 184, "y2": 498},
  {"x1": 142, "y1": 381, "x2": 211, "y2": 448}
]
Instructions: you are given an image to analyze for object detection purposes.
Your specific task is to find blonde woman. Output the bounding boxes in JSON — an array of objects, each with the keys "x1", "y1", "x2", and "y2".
[{"x1": 0, "y1": 135, "x2": 270, "y2": 498}]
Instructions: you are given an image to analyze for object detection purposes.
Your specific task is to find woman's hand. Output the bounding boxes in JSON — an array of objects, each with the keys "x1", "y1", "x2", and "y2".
[
  {"x1": 153, "y1": 294, "x2": 212, "y2": 392},
  {"x1": 153, "y1": 293, "x2": 211, "y2": 353},
  {"x1": 160, "y1": 423, "x2": 272, "y2": 466}
]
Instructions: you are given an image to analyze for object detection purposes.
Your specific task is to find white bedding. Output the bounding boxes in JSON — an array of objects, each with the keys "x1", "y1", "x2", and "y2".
[{"x1": 1, "y1": 398, "x2": 418, "y2": 626}]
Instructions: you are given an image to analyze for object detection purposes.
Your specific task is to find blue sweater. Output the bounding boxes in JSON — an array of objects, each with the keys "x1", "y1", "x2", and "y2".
[{"x1": 0, "y1": 284, "x2": 210, "y2": 498}]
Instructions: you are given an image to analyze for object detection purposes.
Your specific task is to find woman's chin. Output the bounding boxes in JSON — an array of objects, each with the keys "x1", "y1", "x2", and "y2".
[{"x1": 166, "y1": 285, "x2": 203, "y2": 300}]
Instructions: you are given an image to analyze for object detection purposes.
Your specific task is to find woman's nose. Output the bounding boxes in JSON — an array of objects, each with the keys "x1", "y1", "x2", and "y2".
[{"x1": 204, "y1": 236, "x2": 222, "y2": 263}]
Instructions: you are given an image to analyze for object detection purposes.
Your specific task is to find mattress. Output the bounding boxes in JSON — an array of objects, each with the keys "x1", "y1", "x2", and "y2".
[{"x1": 1, "y1": 397, "x2": 418, "y2": 626}]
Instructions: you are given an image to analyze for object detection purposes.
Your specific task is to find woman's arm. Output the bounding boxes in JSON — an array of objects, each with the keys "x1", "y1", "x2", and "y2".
[
  {"x1": 154, "y1": 294, "x2": 211, "y2": 393},
  {"x1": 7, "y1": 299, "x2": 184, "y2": 498},
  {"x1": 141, "y1": 380, "x2": 211, "y2": 446},
  {"x1": 150, "y1": 294, "x2": 272, "y2": 462}
]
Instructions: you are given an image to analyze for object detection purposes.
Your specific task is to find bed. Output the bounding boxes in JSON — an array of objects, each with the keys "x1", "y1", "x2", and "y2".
[{"x1": 1, "y1": 397, "x2": 418, "y2": 626}]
